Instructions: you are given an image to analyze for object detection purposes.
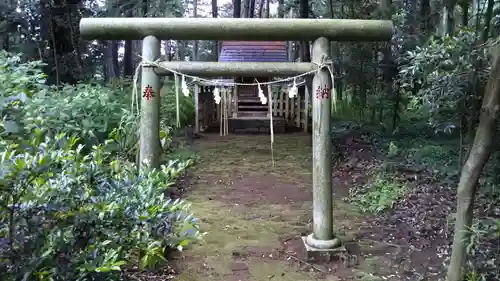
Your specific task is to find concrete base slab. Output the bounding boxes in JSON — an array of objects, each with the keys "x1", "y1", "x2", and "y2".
[{"x1": 301, "y1": 236, "x2": 347, "y2": 262}]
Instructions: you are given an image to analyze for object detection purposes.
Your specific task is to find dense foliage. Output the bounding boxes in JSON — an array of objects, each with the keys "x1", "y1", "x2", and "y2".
[{"x1": 0, "y1": 51, "x2": 201, "y2": 280}]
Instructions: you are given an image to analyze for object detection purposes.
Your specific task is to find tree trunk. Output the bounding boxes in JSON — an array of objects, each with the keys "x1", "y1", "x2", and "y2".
[
  {"x1": 112, "y1": 41, "x2": 120, "y2": 76},
  {"x1": 287, "y1": 8, "x2": 294, "y2": 61},
  {"x1": 123, "y1": 9, "x2": 134, "y2": 76},
  {"x1": 445, "y1": 46, "x2": 500, "y2": 281},
  {"x1": 142, "y1": 0, "x2": 148, "y2": 15},
  {"x1": 212, "y1": 0, "x2": 219, "y2": 61},
  {"x1": 0, "y1": 32, "x2": 8, "y2": 51},
  {"x1": 165, "y1": 40, "x2": 173, "y2": 61},
  {"x1": 440, "y1": 0, "x2": 457, "y2": 36},
  {"x1": 278, "y1": 0, "x2": 284, "y2": 18},
  {"x1": 258, "y1": 0, "x2": 264, "y2": 18},
  {"x1": 233, "y1": 0, "x2": 241, "y2": 18},
  {"x1": 420, "y1": 0, "x2": 430, "y2": 33},
  {"x1": 105, "y1": 0, "x2": 120, "y2": 79},
  {"x1": 123, "y1": 41, "x2": 134, "y2": 75},
  {"x1": 472, "y1": 0, "x2": 481, "y2": 29},
  {"x1": 328, "y1": 0, "x2": 334, "y2": 18},
  {"x1": 299, "y1": 0, "x2": 310, "y2": 62},
  {"x1": 136, "y1": 0, "x2": 148, "y2": 70},
  {"x1": 48, "y1": 6, "x2": 60, "y2": 85},
  {"x1": 481, "y1": 0, "x2": 494, "y2": 42},
  {"x1": 105, "y1": 41, "x2": 120, "y2": 80},
  {"x1": 378, "y1": 0, "x2": 395, "y2": 127},
  {"x1": 463, "y1": 0, "x2": 494, "y2": 161},
  {"x1": 248, "y1": 0, "x2": 256, "y2": 18},
  {"x1": 178, "y1": 41, "x2": 186, "y2": 61},
  {"x1": 242, "y1": 0, "x2": 249, "y2": 18},
  {"x1": 265, "y1": 0, "x2": 270, "y2": 18},
  {"x1": 66, "y1": 5, "x2": 84, "y2": 75},
  {"x1": 460, "y1": 0, "x2": 468, "y2": 26},
  {"x1": 1, "y1": 0, "x2": 16, "y2": 51},
  {"x1": 192, "y1": 0, "x2": 199, "y2": 61}
]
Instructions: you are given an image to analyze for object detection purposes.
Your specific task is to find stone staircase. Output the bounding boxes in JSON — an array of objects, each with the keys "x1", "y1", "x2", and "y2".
[
  {"x1": 237, "y1": 86, "x2": 268, "y2": 118},
  {"x1": 229, "y1": 86, "x2": 286, "y2": 133}
]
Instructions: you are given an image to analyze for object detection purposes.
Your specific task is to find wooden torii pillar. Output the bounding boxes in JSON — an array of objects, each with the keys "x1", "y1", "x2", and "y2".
[{"x1": 80, "y1": 17, "x2": 392, "y2": 256}]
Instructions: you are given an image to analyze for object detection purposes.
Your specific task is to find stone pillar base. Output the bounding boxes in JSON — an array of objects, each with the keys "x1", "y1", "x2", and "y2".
[{"x1": 301, "y1": 234, "x2": 346, "y2": 262}]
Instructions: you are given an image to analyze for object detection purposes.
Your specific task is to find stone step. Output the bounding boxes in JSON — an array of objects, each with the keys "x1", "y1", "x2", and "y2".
[
  {"x1": 238, "y1": 98, "x2": 261, "y2": 103},
  {"x1": 238, "y1": 111, "x2": 268, "y2": 117},
  {"x1": 229, "y1": 116, "x2": 286, "y2": 133},
  {"x1": 238, "y1": 105, "x2": 268, "y2": 110}
]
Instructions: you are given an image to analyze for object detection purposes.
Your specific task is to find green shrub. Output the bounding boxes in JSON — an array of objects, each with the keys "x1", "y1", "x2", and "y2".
[
  {"x1": 407, "y1": 143, "x2": 457, "y2": 168},
  {"x1": 387, "y1": 141, "x2": 400, "y2": 158},
  {"x1": 350, "y1": 172, "x2": 406, "y2": 213},
  {"x1": 0, "y1": 133, "x2": 201, "y2": 280},
  {"x1": 107, "y1": 112, "x2": 140, "y2": 161},
  {"x1": 0, "y1": 51, "x2": 192, "y2": 154},
  {"x1": 0, "y1": 51, "x2": 132, "y2": 148},
  {"x1": 22, "y1": 83, "x2": 132, "y2": 148},
  {"x1": 0, "y1": 51, "x2": 203, "y2": 280},
  {"x1": 160, "y1": 83, "x2": 195, "y2": 128},
  {"x1": 0, "y1": 51, "x2": 48, "y2": 141}
]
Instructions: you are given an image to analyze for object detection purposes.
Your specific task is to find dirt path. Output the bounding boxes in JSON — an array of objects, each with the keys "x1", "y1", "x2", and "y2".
[{"x1": 174, "y1": 134, "x2": 421, "y2": 281}]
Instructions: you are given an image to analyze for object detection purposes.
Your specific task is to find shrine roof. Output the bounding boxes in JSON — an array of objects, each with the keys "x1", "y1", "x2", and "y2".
[{"x1": 219, "y1": 41, "x2": 287, "y2": 62}]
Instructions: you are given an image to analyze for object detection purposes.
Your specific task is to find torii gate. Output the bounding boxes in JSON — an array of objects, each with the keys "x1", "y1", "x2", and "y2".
[{"x1": 79, "y1": 17, "x2": 392, "y2": 256}]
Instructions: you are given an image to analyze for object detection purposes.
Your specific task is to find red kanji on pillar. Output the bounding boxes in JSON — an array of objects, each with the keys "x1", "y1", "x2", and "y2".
[
  {"x1": 315, "y1": 86, "x2": 330, "y2": 99},
  {"x1": 143, "y1": 85, "x2": 156, "y2": 101}
]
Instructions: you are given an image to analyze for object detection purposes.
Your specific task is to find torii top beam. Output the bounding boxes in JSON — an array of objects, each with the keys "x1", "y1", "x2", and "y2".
[{"x1": 79, "y1": 18, "x2": 393, "y2": 41}]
